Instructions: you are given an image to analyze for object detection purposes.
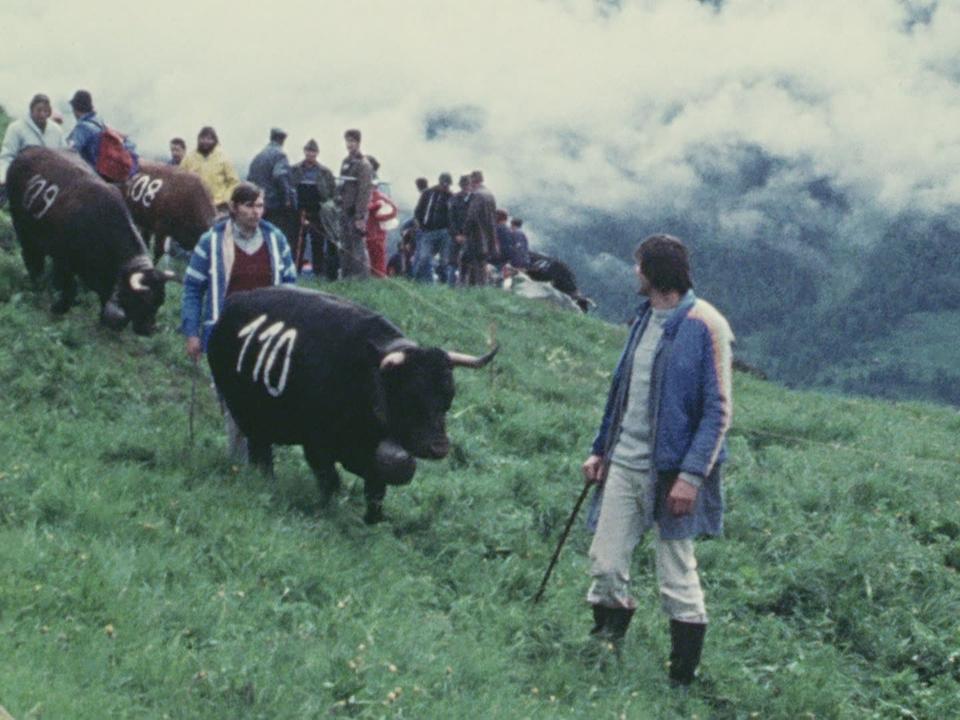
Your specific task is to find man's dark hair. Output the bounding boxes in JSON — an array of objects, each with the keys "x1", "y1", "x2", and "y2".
[
  {"x1": 198, "y1": 126, "x2": 219, "y2": 143},
  {"x1": 344, "y1": 128, "x2": 362, "y2": 142},
  {"x1": 510, "y1": 218, "x2": 523, "y2": 228},
  {"x1": 29, "y1": 93, "x2": 51, "y2": 110},
  {"x1": 635, "y1": 234, "x2": 693, "y2": 293},
  {"x1": 170, "y1": 137, "x2": 186, "y2": 149},
  {"x1": 69, "y1": 89, "x2": 93, "y2": 113},
  {"x1": 470, "y1": 170, "x2": 484, "y2": 184},
  {"x1": 438, "y1": 172, "x2": 452, "y2": 186},
  {"x1": 231, "y1": 181, "x2": 264, "y2": 206},
  {"x1": 495, "y1": 209, "x2": 508, "y2": 223},
  {"x1": 458, "y1": 174, "x2": 470, "y2": 189},
  {"x1": 415, "y1": 177, "x2": 429, "y2": 192}
]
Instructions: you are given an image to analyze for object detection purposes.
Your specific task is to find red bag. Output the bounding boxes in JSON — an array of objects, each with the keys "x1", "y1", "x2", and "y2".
[{"x1": 95, "y1": 127, "x2": 134, "y2": 182}]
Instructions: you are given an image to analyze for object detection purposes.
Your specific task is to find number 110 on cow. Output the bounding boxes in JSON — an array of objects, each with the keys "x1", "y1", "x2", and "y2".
[{"x1": 236, "y1": 314, "x2": 298, "y2": 397}]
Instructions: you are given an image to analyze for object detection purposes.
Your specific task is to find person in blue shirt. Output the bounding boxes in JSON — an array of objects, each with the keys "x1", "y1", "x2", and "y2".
[{"x1": 582, "y1": 234, "x2": 734, "y2": 687}]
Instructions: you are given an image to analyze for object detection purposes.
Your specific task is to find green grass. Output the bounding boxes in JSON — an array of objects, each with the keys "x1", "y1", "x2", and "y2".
[{"x1": 0, "y1": 246, "x2": 959, "y2": 719}]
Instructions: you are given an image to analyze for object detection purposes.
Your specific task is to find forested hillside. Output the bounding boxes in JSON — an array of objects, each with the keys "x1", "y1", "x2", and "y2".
[{"x1": 0, "y1": 242, "x2": 958, "y2": 718}]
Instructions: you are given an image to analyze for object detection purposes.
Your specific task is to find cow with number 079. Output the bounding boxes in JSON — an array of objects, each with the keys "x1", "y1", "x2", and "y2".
[{"x1": 207, "y1": 286, "x2": 498, "y2": 524}]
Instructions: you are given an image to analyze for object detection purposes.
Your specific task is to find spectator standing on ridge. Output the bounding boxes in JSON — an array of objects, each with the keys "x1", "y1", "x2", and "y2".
[
  {"x1": 444, "y1": 174, "x2": 471, "y2": 286},
  {"x1": 415, "y1": 177, "x2": 429, "y2": 194},
  {"x1": 581, "y1": 234, "x2": 734, "y2": 687},
  {"x1": 461, "y1": 170, "x2": 496, "y2": 286},
  {"x1": 66, "y1": 89, "x2": 139, "y2": 180},
  {"x1": 168, "y1": 137, "x2": 186, "y2": 165},
  {"x1": 365, "y1": 157, "x2": 399, "y2": 278},
  {"x1": 180, "y1": 126, "x2": 240, "y2": 215},
  {"x1": 412, "y1": 172, "x2": 453, "y2": 283},
  {"x1": 337, "y1": 128, "x2": 374, "y2": 279},
  {"x1": 0, "y1": 93, "x2": 64, "y2": 193},
  {"x1": 181, "y1": 182, "x2": 297, "y2": 461},
  {"x1": 508, "y1": 217, "x2": 531, "y2": 270},
  {"x1": 290, "y1": 138, "x2": 339, "y2": 277},
  {"x1": 247, "y1": 128, "x2": 298, "y2": 252}
]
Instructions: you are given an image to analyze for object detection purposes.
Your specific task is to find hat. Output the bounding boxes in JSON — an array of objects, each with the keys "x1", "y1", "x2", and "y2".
[
  {"x1": 303, "y1": 138, "x2": 319, "y2": 152},
  {"x1": 69, "y1": 90, "x2": 93, "y2": 113},
  {"x1": 438, "y1": 172, "x2": 452, "y2": 185},
  {"x1": 270, "y1": 127, "x2": 287, "y2": 142}
]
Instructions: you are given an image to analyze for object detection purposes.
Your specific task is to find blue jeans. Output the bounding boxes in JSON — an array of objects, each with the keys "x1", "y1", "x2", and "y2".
[{"x1": 413, "y1": 228, "x2": 449, "y2": 283}]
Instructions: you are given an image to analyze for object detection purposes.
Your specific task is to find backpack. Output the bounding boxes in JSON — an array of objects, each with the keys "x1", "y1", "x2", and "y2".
[{"x1": 94, "y1": 123, "x2": 137, "y2": 182}]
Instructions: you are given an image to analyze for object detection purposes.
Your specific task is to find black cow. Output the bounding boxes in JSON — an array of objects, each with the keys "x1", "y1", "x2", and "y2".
[
  {"x1": 208, "y1": 286, "x2": 497, "y2": 523},
  {"x1": 7, "y1": 147, "x2": 174, "y2": 334},
  {"x1": 527, "y1": 251, "x2": 593, "y2": 312}
]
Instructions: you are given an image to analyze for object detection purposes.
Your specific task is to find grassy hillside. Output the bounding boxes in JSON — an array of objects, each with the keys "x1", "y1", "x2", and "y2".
[{"x1": 0, "y1": 248, "x2": 959, "y2": 719}]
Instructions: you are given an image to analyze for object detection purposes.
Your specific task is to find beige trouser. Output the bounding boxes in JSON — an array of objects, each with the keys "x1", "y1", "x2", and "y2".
[{"x1": 587, "y1": 463, "x2": 707, "y2": 622}]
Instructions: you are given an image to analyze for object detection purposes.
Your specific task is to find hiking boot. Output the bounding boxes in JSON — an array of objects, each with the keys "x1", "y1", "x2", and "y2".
[{"x1": 589, "y1": 604, "x2": 608, "y2": 636}]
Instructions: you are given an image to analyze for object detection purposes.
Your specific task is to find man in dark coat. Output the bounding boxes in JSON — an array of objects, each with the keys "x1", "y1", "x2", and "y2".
[
  {"x1": 247, "y1": 128, "x2": 297, "y2": 252},
  {"x1": 336, "y1": 128, "x2": 374, "y2": 278},
  {"x1": 461, "y1": 170, "x2": 496, "y2": 286},
  {"x1": 443, "y1": 175, "x2": 471, "y2": 286},
  {"x1": 290, "y1": 138, "x2": 340, "y2": 278}
]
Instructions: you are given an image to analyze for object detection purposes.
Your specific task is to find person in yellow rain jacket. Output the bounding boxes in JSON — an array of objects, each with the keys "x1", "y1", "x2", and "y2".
[{"x1": 180, "y1": 126, "x2": 239, "y2": 214}]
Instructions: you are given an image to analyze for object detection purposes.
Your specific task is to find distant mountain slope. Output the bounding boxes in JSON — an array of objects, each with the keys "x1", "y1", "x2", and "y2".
[{"x1": 0, "y1": 248, "x2": 958, "y2": 718}]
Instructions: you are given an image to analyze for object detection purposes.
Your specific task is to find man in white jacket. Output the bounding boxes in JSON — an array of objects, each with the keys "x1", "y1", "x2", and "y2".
[{"x1": 0, "y1": 94, "x2": 65, "y2": 189}]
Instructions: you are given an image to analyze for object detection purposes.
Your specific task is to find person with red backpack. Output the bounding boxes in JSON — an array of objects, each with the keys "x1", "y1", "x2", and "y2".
[{"x1": 66, "y1": 90, "x2": 139, "y2": 182}]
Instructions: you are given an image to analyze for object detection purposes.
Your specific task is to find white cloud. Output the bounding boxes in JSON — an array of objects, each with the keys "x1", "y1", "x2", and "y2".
[{"x1": 2, "y1": 0, "x2": 958, "y2": 222}]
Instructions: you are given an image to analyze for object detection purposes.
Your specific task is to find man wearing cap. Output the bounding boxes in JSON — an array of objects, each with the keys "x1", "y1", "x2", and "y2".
[
  {"x1": 337, "y1": 129, "x2": 374, "y2": 279},
  {"x1": 248, "y1": 128, "x2": 297, "y2": 256},
  {"x1": 181, "y1": 126, "x2": 240, "y2": 214},
  {"x1": 411, "y1": 172, "x2": 453, "y2": 283},
  {"x1": 290, "y1": 139, "x2": 340, "y2": 277},
  {"x1": 0, "y1": 94, "x2": 64, "y2": 193}
]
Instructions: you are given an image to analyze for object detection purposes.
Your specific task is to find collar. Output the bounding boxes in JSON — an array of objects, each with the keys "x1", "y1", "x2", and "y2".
[{"x1": 635, "y1": 290, "x2": 696, "y2": 337}]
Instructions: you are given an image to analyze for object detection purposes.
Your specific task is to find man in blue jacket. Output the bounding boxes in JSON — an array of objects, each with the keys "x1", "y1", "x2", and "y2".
[
  {"x1": 582, "y1": 234, "x2": 733, "y2": 686},
  {"x1": 181, "y1": 181, "x2": 297, "y2": 461}
]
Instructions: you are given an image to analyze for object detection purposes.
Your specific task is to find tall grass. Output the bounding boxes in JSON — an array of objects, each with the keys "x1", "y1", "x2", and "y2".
[{"x1": 0, "y1": 244, "x2": 958, "y2": 718}]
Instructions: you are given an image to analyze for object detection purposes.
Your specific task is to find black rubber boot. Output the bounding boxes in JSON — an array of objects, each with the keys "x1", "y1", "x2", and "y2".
[
  {"x1": 669, "y1": 620, "x2": 707, "y2": 686},
  {"x1": 605, "y1": 607, "x2": 635, "y2": 643},
  {"x1": 589, "y1": 605, "x2": 608, "y2": 636}
]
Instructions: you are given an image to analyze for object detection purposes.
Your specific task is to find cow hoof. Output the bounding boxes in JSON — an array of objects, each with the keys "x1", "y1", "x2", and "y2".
[
  {"x1": 363, "y1": 505, "x2": 386, "y2": 525},
  {"x1": 374, "y1": 440, "x2": 416, "y2": 486}
]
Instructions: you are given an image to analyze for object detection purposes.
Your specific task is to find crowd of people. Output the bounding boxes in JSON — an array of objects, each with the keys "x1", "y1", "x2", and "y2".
[{"x1": 1, "y1": 90, "x2": 539, "y2": 290}]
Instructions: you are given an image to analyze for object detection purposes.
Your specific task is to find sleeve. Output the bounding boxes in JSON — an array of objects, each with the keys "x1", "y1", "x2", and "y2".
[
  {"x1": 0, "y1": 123, "x2": 20, "y2": 182},
  {"x1": 355, "y1": 161, "x2": 373, "y2": 223},
  {"x1": 220, "y1": 155, "x2": 240, "y2": 195},
  {"x1": 679, "y1": 319, "x2": 734, "y2": 478},
  {"x1": 414, "y1": 191, "x2": 428, "y2": 226},
  {"x1": 180, "y1": 232, "x2": 213, "y2": 338},
  {"x1": 276, "y1": 232, "x2": 298, "y2": 285}
]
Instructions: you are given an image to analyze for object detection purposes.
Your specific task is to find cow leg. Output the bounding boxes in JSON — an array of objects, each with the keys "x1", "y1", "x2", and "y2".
[
  {"x1": 19, "y1": 239, "x2": 45, "y2": 285},
  {"x1": 50, "y1": 256, "x2": 77, "y2": 314},
  {"x1": 362, "y1": 477, "x2": 387, "y2": 525},
  {"x1": 302, "y1": 443, "x2": 341, "y2": 505},
  {"x1": 248, "y1": 439, "x2": 274, "y2": 476}
]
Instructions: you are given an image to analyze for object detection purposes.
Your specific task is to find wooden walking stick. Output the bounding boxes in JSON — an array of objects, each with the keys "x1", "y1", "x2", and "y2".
[
  {"x1": 294, "y1": 210, "x2": 307, "y2": 270},
  {"x1": 533, "y1": 482, "x2": 593, "y2": 603}
]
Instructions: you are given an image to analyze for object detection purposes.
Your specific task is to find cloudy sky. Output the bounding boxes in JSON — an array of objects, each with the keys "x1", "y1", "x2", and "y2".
[{"x1": 1, "y1": 0, "x2": 957, "y2": 288}]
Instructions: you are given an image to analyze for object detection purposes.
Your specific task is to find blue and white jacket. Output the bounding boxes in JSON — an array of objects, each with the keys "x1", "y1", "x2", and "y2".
[
  {"x1": 180, "y1": 219, "x2": 297, "y2": 351},
  {"x1": 588, "y1": 290, "x2": 734, "y2": 539}
]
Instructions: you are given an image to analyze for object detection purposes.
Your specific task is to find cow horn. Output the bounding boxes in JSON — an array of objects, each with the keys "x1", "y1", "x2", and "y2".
[
  {"x1": 448, "y1": 344, "x2": 499, "y2": 369},
  {"x1": 380, "y1": 351, "x2": 406, "y2": 369},
  {"x1": 129, "y1": 271, "x2": 147, "y2": 292}
]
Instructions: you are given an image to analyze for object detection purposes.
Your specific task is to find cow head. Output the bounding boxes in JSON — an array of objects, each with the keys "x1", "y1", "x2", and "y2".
[
  {"x1": 114, "y1": 267, "x2": 177, "y2": 335},
  {"x1": 377, "y1": 344, "x2": 498, "y2": 459}
]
